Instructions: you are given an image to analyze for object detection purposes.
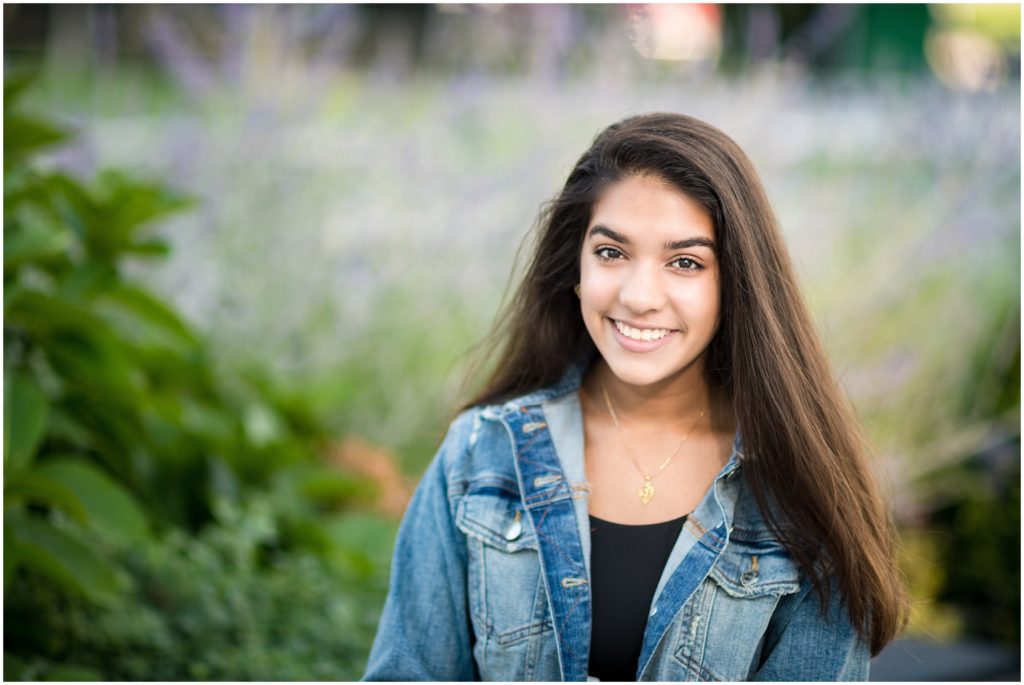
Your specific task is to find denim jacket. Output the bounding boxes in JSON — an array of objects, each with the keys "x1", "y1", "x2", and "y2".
[{"x1": 363, "y1": 359, "x2": 870, "y2": 681}]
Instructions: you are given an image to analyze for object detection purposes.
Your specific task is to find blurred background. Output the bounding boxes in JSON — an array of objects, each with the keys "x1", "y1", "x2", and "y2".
[{"x1": 3, "y1": 3, "x2": 1019, "y2": 681}]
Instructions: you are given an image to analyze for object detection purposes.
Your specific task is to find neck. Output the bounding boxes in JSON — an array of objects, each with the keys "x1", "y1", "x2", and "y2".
[{"x1": 584, "y1": 357, "x2": 718, "y2": 431}]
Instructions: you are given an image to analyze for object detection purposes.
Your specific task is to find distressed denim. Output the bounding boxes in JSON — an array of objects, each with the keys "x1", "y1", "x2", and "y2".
[{"x1": 363, "y1": 359, "x2": 870, "y2": 681}]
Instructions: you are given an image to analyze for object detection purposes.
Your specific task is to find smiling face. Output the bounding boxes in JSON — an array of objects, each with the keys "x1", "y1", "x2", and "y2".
[{"x1": 579, "y1": 174, "x2": 721, "y2": 390}]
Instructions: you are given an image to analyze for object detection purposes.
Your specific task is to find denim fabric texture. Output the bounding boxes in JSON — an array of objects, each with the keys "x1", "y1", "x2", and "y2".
[{"x1": 363, "y1": 358, "x2": 870, "y2": 681}]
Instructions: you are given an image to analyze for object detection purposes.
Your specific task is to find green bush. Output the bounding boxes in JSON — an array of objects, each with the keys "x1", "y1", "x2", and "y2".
[
  {"x1": 4, "y1": 73, "x2": 392, "y2": 679},
  {"x1": 5, "y1": 496, "x2": 391, "y2": 681}
]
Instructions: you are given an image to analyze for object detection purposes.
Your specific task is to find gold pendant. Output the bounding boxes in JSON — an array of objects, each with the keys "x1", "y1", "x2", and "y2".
[{"x1": 638, "y1": 477, "x2": 654, "y2": 504}]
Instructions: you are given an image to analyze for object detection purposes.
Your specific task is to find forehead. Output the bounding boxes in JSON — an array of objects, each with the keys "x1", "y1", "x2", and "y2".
[{"x1": 588, "y1": 174, "x2": 714, "y2": 241}]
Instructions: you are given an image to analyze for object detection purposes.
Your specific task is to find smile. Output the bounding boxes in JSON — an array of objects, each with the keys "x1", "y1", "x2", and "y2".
[
  {"x1": 609, "y1": 318, "x2": 678, "y2": 352},
  {"x1": 613, "y1": 319, "x2": 674, "y2": 341}
]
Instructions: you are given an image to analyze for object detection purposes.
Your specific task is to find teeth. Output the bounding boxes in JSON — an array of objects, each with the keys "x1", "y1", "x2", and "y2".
[{"x1": 614, "y1": 320, "x2": 672, "y2": 342}]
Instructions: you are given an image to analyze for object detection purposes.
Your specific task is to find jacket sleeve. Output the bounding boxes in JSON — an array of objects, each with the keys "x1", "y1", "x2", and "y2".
[
  {"x1": 362, "y1": 412, "x2": 478, "y2": 681},
  {"x1": 752, "y1": 577, "x2": 871, "y2": 681}
]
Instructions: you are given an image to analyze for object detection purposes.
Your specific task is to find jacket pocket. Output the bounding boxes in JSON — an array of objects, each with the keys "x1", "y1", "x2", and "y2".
[
  {"x1": 707, "y1": 531, "x2": 801, "y2": 598},
  {"x1": 676, "y1": 535, "x2": 801, "y2": 681},
  {"x1": 456, "y1": 480, "x2": 538, "y2": 553},
  {"x1": 454, "y1": 483, "x2": 555, "y2": 665}
]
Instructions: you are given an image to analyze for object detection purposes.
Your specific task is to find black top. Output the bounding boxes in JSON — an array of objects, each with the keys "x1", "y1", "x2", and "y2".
[{"x1": 587, "y1": 513, "x2": 688, "y2": 682}]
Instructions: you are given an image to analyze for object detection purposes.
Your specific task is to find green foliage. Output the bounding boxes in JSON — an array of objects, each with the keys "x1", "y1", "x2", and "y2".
[
  {"x1": 3, "y1": 76, "x2": 69, "y2": 171},
  {"x1": 4, "y1": 75, "x2": 391, "y2": 679},
  {"x1": 896, "y1": 262, "x2": 1021, "y2": 647},
  {"x1": 4, "y1": 73, "x2": 187, "y2": 603},
  {"x1": 33, "y1": 458, "x2": 150, "y2": 544},
  {"x1": 4, "y1": 371, "x2": 48, "y2": 473},
  {"x1": 928, "y1": 450, "x2": 1021, "y2": 646},
  {"x1": 4, "y1": 496, "x2": 393, "y2": 681},
  {"x1": 4, "y1": 510, "x2": 126, "y2": 605}
]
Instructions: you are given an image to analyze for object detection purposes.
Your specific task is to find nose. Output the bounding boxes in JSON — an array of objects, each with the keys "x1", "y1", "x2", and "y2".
[{"x1": 619, "y1": 263, "x2": 665, "y2": 314}]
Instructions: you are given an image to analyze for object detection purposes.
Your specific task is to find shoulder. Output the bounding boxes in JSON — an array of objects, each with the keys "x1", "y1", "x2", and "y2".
[
  {"x1": 433, "y1": 403, "x2": 518, "y2": 494},
  {"x1": 754, "y1": 572, "x2": 869, "y2": 680},
  {"x1": 438, "y1": 362, "x2": 587, "y2": 487},
  {"x1": 722, "y1": 467, "x2": 865, "y2": 662}
]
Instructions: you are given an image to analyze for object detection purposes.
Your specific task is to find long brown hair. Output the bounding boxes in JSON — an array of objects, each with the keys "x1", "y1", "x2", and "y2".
[{"x1": 459, "y1": 113, "x2": 909, "y2": 655}]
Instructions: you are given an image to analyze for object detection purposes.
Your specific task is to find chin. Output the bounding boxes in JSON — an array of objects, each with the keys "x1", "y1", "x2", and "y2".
[{"x1": 603, "y1": 356, "x2": 686, "y2": 388}]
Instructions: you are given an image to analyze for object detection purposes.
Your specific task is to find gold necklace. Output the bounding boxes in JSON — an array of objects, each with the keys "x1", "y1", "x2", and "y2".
[{"x1": 600, "y1": 382, "x2": 706, "y2": 505}]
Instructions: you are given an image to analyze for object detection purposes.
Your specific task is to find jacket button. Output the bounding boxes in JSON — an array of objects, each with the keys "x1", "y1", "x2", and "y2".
[
  {"x1": 741, "y1": 570, "x2": 759, "y2": 586},
  {"x1": 649, "y1": 606, "x2": 658, "y2": 617},
  {"x1": 504, "y1": 518, "x2": 522, "y2": 541}
]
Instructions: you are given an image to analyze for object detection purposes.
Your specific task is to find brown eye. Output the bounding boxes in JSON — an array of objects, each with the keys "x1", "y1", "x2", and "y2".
[
  {"x1": 594, "y1": 247, "x2": 624, "y2": 261},
  {"x1": 671, "y1": 257, "x2": 702, "y2": 271}
]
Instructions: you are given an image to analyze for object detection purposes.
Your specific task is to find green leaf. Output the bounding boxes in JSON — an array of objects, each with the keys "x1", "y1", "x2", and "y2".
[
  {"x1": 48, "y1": 171, "x2": 192, "y2": 263},
  {"x1": 4, "y1": 470, "x2": 89, "y2": 524},
  {"x1": 4, "y1": 72, "x2": 36, "y2": 105},
  {"x1": 3, "y1": 114, "x2": 69, "y2": 168},
  {"x1": 46, "y1": 407, "x2": 95, "y2": 451},
  {"x1": 6, "y1": 510, "x2": 123, "y2": 603},
  {"x1": 3, "y1": 219, "x2": 72, "y2": 269},
  {"x1": 55, "y1": 262, "x2": 118, "y2": 301},
  {"x1": 41, "y1": 336, "x2": 144, "y2": 419},
  {"x1": 95, "y1": 169, "x2": 194, "y2": 230},
  {"x1": 5, "y1": 291, "x2": 144, "y2": 409},
  {"x1": 34, "y1": 458, "x2": 150, "y2": 544},
  {"x1": 123, "y1": 238, "x2": 171, "y2": 258},
  {"x1": 4, "y1": 372, "x2": 49, "y2": 473},
  {"x1": 97, "y1": 283, "x2": 198, "y2": 348},
  {"x1": 5, "y1": 289, "x2": 109, "y2": 335}
]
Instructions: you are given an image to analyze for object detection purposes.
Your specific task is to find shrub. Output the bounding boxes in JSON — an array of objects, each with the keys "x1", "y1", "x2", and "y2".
[
  {"x1": 4, "y1": 73, "x2": 392, "y2": 680},
  {"x1": 5, "y1": 495, "x2": 393, "y2": 680}
]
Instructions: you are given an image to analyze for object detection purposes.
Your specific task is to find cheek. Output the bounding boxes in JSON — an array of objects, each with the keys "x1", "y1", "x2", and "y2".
[
  {"x1": 701, "y1": 290, "x2": 721, "y2": 328},
  {"x1": 700, "y1": 280, "x2": 721, "y2": 318},
  {"x1": 671, "y1": 282, "x2": 720, "y2": 329},
  {"x1": 579, "y1": 263, "x2": 617, "y2": 306}
]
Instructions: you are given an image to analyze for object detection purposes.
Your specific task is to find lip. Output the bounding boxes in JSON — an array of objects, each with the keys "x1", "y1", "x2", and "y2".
[{"x1": 608, "y1": 317, "x2": 678, "y2": 353}]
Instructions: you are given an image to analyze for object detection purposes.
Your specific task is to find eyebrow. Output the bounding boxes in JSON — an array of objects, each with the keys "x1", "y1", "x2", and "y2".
[{"x1": 588, "y1": 224, "x2": 716, "y2": 252}]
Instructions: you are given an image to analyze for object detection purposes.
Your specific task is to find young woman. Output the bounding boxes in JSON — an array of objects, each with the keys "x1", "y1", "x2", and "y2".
[{"x1": 363, "y1": 113, "x2": 907, "y2": 681}]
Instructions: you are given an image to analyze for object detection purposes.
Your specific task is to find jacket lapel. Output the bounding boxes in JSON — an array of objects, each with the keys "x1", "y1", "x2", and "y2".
[
  {"x1": 636, "y1": 445, "x2": 742, "y2": 679},
  {"x1": 505, "y1": 404, "x2": 592, "y2": 682}
]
